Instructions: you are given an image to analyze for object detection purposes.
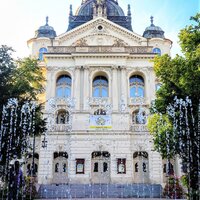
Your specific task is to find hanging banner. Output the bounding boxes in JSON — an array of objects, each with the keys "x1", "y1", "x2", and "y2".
[{"x1": 89, "y1": 115, "x2": 112, "y2": 129}]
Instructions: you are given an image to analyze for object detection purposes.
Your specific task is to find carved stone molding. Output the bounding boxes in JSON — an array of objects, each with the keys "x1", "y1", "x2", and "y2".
[{"x1": 72, "y1": 38, "x2": 88, "y2": 46}]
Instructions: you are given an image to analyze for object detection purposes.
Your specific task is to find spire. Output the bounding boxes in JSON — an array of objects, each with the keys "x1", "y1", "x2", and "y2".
[
  {"x1": 46, "y1": 16, "x2": 49, "y2": 26},
  {"x1": 127, "y1": 4, "x2": 131, "y2": 16},
  {"x1": 150, "y1": 16, "x2": 154, "y2": 26},
  {"x1": 70, "y1": 4, "x2": 73, "y2": 16},
  {"x1": 116, "y1": 0, "x2": 118, "y2": 5}
]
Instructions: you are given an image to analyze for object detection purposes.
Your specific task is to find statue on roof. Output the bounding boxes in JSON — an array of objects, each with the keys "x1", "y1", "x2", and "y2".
[{"x1": 93, "y1": 0, "x2": 107, "y2": 17}]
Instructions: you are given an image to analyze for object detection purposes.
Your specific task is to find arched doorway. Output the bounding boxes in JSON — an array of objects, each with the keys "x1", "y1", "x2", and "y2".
[
  {"x1": 52, "y1": 152, "x2": 68, "y2": 184},
  {"x1": 133, "y1": 151, "x2": 149, "y2": 183},
  {"x1": 91, "y1": 151, "x2": 110, "y2": 183}
]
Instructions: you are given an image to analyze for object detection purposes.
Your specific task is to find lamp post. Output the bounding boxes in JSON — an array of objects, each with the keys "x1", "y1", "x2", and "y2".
[{"x1": 42, "y1": 136, "x2": 48, "y2": 148}]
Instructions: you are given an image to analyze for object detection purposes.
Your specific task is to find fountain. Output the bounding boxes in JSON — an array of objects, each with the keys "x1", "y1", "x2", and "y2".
[{"x1": 0, "y1": 98, "x2": 38, "y2": 199}]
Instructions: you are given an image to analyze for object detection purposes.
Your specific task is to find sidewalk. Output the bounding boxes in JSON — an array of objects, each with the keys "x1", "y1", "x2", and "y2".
[{"x1": 36, "y1": 198, "x2": 186, "y2": 200}]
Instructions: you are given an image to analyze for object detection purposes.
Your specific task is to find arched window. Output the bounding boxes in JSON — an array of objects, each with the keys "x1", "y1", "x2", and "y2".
[
  {"x1": 132, "y1": 110, "x2": 146, "y2": 124},
  {"x1": 93, "y1": 76, "x2": 108, "y2": 97},
  {"x1": 153, "y1": 48, "x2": 161, "y2": 56},
  {"x1": 39, "y1": 47, "x2": 47, "y2": 61},
  {"x1": 56, "y1": 75, "x2": 71, "y2": 97},
  {"x1": 129, "y1": 75, "x2": 144, "y2": 97},
  {"x1": 94, "y1": 109, "x2": 106, "y2": 115},
  {"x1": 56, "y1": 110, "x2": 69, "y2": 124}
]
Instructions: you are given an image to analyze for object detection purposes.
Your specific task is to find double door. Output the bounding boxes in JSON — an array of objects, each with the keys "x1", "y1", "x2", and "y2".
[
  {"x1": 91, "y1": 157, "x2": 110, "y2": 183},
  {"x1": 53, "y1": 157, "x2": 68, "y2": 184}
]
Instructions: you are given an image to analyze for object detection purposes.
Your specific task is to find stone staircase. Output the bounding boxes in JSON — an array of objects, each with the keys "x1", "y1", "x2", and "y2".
[{"x1": 38, "y1": 184, "x2": 162, "y2": 198}]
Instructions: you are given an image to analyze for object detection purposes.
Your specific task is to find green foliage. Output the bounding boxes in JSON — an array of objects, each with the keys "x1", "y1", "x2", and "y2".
[
  {"x1": 25, "y1": 176, "x2": 38, "y2": 199},
  {"x1": 0, "y1": 45, "x2": 16, "y2": 105},
  {"x1": 148, "y1": 13, "x2": 200, "y2": 199},
  {"x1": 163, "y1": 176, "x2": 184, "y2": 199},
  {"x1": 0, "y1": 45, "x2": 46, "y2": 183},
  {"x1": 147, "y1": 114, "x2": 175, "y2": 158},
  {"x1": 12, "y1": 58, "x2": 45, "y2": 100}
]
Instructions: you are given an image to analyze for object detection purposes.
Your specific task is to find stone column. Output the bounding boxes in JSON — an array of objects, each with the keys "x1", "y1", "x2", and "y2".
[
  {"x1": 83, "y1": 66, "x2": 90, "y2": 110},
  {"x1": 46, "y1": 67, "x2": 55, "y2": 101},
  {"x1": 120, "y1": 66, "x2": 128, "y2": 108},
  {"x1": 111, "y1": 65, "x2": 118, "y2": 111},
  {"x1": 74, "y1": 66, "x2": 81, "y2": 110}
]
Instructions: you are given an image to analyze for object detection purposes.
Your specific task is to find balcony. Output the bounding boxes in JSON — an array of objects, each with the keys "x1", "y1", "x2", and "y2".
[
  {"x1": 130, "y1": 124, "x2": 149, "y2": 132},
  {"x1": 129, "y1": 97, "x2": 146, "y2": 106},
  {"x1": 48, "y1": 97, "x2": 75, "y2": 107},
  {"x1": 88, "y1": 97, "x2": 110, "y2": 106},
  {"x1": 48, "y1": 123, "x2": 72, "y2": 132}
]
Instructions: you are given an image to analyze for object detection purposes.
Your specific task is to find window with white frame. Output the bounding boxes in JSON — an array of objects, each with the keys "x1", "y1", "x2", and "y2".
[
  {"x1": 39, "y1": 47, "x2": 47, "y2": 61},
  {"x1": 56, "y1": 75, "x2": 71, "y2": 97},
  {"x1": 56, "y1": 110, "x2": 69, "y2": 124},
  {"x1": 129, "y1": 75, "x2": 144, "y2": 98},
  {"x1": 132, "y1": 109, "x2": 147, "y2": 124},
  {"x1": 153, "y1": 48, "x2": 161, "y2": 56},
  {"x1": 93, "y1": 76, "x2": 108, "y2": 97}
]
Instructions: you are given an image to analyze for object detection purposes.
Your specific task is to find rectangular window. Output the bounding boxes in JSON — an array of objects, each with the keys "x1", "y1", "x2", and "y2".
[
  {"x1": 94, "y1": 162, "x2": 98, "y2": 172},
  {"x1": 76, "y1": 159, "x2": 85, "y2": 174},
  {"x1": 117, "y1": 158, "x2": 126, "y2": 174}
]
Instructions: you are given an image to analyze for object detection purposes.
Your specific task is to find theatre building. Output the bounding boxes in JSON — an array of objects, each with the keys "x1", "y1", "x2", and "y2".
[{"x1": 27, "y1": 0, "x2": 180, "y2": 186}]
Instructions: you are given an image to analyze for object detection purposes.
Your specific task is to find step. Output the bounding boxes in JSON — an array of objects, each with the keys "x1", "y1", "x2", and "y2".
[{"x1": 38, "y1": 184, "x2": 162, "y2": 198}]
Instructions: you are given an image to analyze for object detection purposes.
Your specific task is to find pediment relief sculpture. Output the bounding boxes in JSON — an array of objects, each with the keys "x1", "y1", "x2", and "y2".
[
  {"x1": 112, "y1": 39, "x2": 128, "y2": 47},
  {"x1": 73, "y1": 38, "x2": 88, "y2": 47}
]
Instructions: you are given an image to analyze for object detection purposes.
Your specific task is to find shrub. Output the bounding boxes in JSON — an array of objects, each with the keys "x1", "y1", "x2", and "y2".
[{"x1": 163, "y1": 175, "x2": 184, "y2": 199}]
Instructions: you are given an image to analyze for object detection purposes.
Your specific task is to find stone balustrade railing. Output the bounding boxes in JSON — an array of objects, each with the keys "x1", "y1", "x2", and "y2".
[
  {"x1": 130, "y1": 124, "x2": 149, "y2": 132},
  {"x1": 48, "y1": 124, "x2": 72, "y2": 132},
  {"x1": 129, "y1": 97, "x2": 146, "y2": 105},
  {"x1": 88, "y1": 97, "x2": 111, "y2": 106}
]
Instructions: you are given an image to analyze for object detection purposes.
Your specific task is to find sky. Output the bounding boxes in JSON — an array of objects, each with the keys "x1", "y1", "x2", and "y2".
[{"x1": 0, "y1": 0, "x2": 199, "y2": 59}]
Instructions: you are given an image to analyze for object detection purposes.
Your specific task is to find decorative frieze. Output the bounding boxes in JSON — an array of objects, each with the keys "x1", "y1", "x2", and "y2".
[{"x1": 48, "y1": 46, "x2": 153, "y2": 54}]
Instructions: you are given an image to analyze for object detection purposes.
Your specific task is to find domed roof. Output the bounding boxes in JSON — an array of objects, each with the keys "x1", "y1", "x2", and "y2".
[
  {"x1": 35, "y1": 17, "x2": 57, "y2": 39},
  {"x1": 76, "y1": 0, "x2": 125, "y2": 16},
  {"x1": 67, "y1": 0, "x2": 132, "y2": 31},
  {"x1": 143, "y1": 16, "x2": 164, "y2": 39}
]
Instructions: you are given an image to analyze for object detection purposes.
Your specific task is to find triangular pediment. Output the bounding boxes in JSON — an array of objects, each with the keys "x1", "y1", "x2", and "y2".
[{"x1": 55, "y1": 17, "x2": 146, "y2": 47}]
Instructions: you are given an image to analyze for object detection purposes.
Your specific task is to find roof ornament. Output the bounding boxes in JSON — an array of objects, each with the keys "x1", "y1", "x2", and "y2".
[
  {"x1": 93, "y1": 0, "x2": 107, "y2": 18},
  {"x1": 127, "y1": 4, "x2": 131, "y2": 16},
  {"x1": 70, "y1": 4, "x2": 73, "y2": 16},
  {"x1": 150, "y1": 16, "x2": 154, "y2": 26},
  {"x1": 46, "y1": 16, "x2": 49, "y2": 26}
]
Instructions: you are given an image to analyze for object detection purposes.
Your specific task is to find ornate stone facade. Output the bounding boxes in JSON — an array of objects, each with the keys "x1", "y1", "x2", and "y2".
[{"x1": 27, "y1": 0, "x2": 182, "y2": 186}]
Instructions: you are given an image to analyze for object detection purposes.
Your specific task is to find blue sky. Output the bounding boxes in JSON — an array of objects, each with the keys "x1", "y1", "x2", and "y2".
[{"x1": 0, "y1": 0, "x2": 199, "y2": 58}]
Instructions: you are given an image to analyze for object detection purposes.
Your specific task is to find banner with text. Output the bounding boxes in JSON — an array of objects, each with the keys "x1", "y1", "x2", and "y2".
[{"x1": 89, "y1": 115, "x2": 112, "y2": 129}]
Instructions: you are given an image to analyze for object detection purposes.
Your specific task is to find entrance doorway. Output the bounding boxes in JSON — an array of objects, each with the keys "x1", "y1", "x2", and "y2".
[
  {"x1": 52, "y1": 152, "x2": 68, "y2": 184},
  {"x1": 133, "y1": 151, "x2": 149, "y2": 183},
  {"x1": 91, "y1": 151, "x2": 110, "y2": 183}
]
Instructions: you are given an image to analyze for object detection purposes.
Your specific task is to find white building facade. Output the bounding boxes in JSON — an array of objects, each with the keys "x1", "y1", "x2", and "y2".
[{"x1": 27, "y1": 0, "x2": 179, "y2": 186}]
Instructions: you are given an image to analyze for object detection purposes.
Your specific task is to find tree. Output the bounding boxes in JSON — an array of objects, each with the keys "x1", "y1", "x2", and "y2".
[
  {"x1": 147, "y1": 13, "x2": 200, "y2": 199},
  {"x1": 0, "y1": 45, "x2": 46, "y2": 181}
]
